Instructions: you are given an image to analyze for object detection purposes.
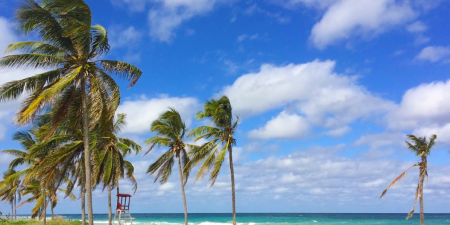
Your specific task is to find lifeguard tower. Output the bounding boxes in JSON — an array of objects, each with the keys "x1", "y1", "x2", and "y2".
[{"x1": 113, "y1": 194, "x2": 133, "y2": 224}]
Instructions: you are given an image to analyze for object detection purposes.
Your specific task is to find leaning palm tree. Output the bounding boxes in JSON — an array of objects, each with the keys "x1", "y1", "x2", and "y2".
[
  {"x1": 95, "y1": 114, "x2": 141, "y2": 225},
  {"x1": 0, "y1": 1, "x2": 142, "y2": 223},
  {"x1": 186, "y1": 96, "x2": 239, "y2": 225},
  {"x1": 145, "y1": 108, "x2": 191, "y2": 225},
  {"x1": 380, "y1": 134, "x2": 437, "y2": 225}
]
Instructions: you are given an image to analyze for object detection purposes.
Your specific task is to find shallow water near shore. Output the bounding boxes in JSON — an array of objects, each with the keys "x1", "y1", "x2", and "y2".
[{"x1": 58, "y1": 213, "x2": 450, "y2": 225}]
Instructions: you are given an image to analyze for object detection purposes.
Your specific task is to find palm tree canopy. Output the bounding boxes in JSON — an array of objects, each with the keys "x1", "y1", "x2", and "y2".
[
  {"x1": 186, "y1": 96, "x2": 238, "y2": 186},
  {"x1": 406, "y1": 134, "x2": 436, "y2": 157},
  {"x1": 95, "y1": 113, "x2": 141, "y2": 193},
  {"x1": 0, "y1": 0, "x2": 142, "y2": 133},
  {"x1": 145, "y1": 108, "x2": 190, "y2": 184}
]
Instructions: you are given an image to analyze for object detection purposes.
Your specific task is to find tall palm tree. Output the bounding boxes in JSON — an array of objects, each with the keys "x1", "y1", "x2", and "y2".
[
  {"x1": 186, "y1": 96, "x2": 239, "y2": 225},
  {"x1": 145, "y1": 108, "x2": 191, "y2": 225},
  {"x1": 380, "y1": 134, "x2": 436, "y2": 225},
  {"x1": 0, "y1": 1, "x2": 142, "y2": 223},
  {"x1": 95, "y1": 114, "x2": 141, "y2": 225}
]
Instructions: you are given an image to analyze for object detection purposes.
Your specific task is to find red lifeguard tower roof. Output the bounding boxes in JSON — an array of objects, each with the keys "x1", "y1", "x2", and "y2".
[{"x1": 117, "y1": 194, "x2": 132, "y2": 197}]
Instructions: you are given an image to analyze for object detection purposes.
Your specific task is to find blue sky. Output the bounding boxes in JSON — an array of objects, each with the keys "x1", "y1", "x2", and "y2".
[{"x1": 1, "y1": 0, "x2": 450, "y2": 215}]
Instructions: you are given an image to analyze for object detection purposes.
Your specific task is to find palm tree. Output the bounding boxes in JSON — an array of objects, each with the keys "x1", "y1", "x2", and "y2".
[
  {"x1": 380, "y1": 134, "x2": 437, "y2": 225},
  {"x1": 0, "y1": 1, "x2": 142, "y2": 223},
  {"x1": 0, "y1": 169, "x2": 21, "y2": 221},
  {"x1": 145, "y1": 108, "x2": 191, "y2": 225},
  {"x1": 18, "y1": 178, "x2": 76, "y2": 220},
  {"x1": 95, "y1": 114, "x2": 141, "y2": 225},
  {"x1": 185, "y1": 96, "x2": 239, "y2": 225}
]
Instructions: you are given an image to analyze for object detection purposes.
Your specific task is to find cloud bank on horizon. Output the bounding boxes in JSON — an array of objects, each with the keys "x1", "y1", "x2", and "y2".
[{"x1": 1, "y1": 0, "x2": 450, "y2": 214}]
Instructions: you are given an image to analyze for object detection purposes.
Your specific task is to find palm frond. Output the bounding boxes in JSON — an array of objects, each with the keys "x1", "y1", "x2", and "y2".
[{"x1": 99, "y1": 60, "x2": 142, "y2": 88}]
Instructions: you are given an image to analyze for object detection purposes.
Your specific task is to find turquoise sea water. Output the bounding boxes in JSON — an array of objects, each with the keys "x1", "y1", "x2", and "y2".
[{"x1": 59, "y1": 213, "x2": 450, "y2": 225}]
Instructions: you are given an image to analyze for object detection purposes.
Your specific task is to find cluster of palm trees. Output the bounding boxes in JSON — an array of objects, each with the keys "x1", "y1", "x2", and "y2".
[
  {"x1": 145, "y1": 96, "x2": 239, "y2": 225},
  {"x1": 0, "y1": 1, "x2": 240, "y2": 225},
  {"x1": 0, "y1": 0, "x2": 142, "y2": 224}
]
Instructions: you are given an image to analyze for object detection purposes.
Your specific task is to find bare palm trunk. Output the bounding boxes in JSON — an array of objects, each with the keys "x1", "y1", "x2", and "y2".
[
  {"x1": 81, "y1": 155, "x2": 86, "y2": 225},
  {"x1": 10, "y1": 203, "x2": 13, "y2": 221},
  {"x1": 228, "y1": 146, "x2": 237, "y2": 225},
  {"x1": 108, "y1": 184, "x2": 112, "y2": 225},
  {"x1": 14, "y1": 193, "x2": 17, "y2": 220},
  {"x1": 51, "y1": 204, "x2": 54, "y2": 219},
  {"x1": 81, "y1": 79, "x2": 94, "y2": 225},
  {"x1": 177, "y1": 157, "x2": 188, "y2": 225},
  {"x1": 81, "y1": 187, "x2": 86, "y2": 225},
  {"x1": 420, "y1": 157, "x2": 426, "y2": 225},
  {"x1": 43, "y1": 189, "x2": 46, "y2": 225}
]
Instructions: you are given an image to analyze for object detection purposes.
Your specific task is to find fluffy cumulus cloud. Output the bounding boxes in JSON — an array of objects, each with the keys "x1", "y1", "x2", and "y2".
[
  {"x1": 386, "y1": 79, "x2": 450, "y2": 143},
  {"x1": 117, "y1": 95, "x2": 200, "y2": 134},
  {"x1": 248, "y1": 111, "x2": 311, "y2": 139},
  {"x1": 415, "y1": 46, "x2": 450, "y2": 62},
  {"x1": 310, "y1": 0, "x2": 416, "y2": 49},
  {"x1": 222, "y1": 60, "x2": 395, "y2": 138}
]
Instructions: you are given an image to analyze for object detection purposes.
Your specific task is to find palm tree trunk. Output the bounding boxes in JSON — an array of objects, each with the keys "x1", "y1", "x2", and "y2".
[
  {"x1": 81, "y1": 186, "x2": 86, "y2": 225},
  {"x1": 108, "y1": 184, "x2": 112, "y2": 225},
  {"x1": 81, "y1": 155, "x2": 86, "y2": 225},
  {"x1": 420, "y1": 157, "x2": 426, "y2": 225},
  {"x1": 177, "y1": 157, "x2": 188, "y2": 225},
  {"x1": 14, "y1": 193, "x2": 17, "y2": 220},
  {"x1": 81, "y1": 78, "x2": 94, "y2": 225},
  {"x1": 51, "y1": 204, "x2": 54, "y2": 220},
  {"x1": 43, "y1": 189, "x2": 46, "y2": 225},
  {"x1": 10, "y1": 203, "x2": 13, "y2": 221},
  {"x1": 228, "y1": 146, "x2": 237, "y2": 225}
]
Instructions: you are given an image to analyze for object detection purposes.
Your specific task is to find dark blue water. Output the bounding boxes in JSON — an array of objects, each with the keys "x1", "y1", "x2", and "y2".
[{"x1": 59, "y1": 213, "x2": 450, "y2": 225}]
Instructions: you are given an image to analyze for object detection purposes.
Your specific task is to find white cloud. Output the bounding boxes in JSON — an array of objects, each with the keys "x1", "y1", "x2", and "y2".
[
  {"x1": 0, "y1": 17, "x2": 16, "y2": 53},
  {"x1": 0, "y1": 17, "x2": 45, "y2": 141},
  {"x1": 222, "y1": 60, "x2": 395, "y2": 131},
  {"x1": 148, "y1": 0, "x2": 225, "y2": 42},
  {"x1": 112, "y1": 0, "x2": 231, "y2": 42},
  {"x1": 109, "y1": 26, "x2": 143, "y2": 49},
  {"x1": 386, "y1": 80, "x2": 450, "y2": 143},
  {"x1": 117, "y1": 95, "x2": 200, "y2": 134},
  {"x1": 310, "y1": 0, "x2": 416, "y2": 49},
  {"x1": 387, "y1": 80, "x2": 450, "y2": 130},
  {"x1": 355, "y1": 132, "x2": 405, "y2": 149},
  {"x1": 279, "y1": 0, "x2": 337, "y2": 9},
  {"x1": 414, "y1": 123, "x2": 450, "y2": 144},
  {"x1": 415, "y1": 46, "x2": 450, "y2": 62},
  {"x1": 245, "y1": 4, "x2": 290, "y2": 23},
  {"x1": 406, "y1": 21, "x2": 427, "y2": 33},
  {"x1": 248, "y1": 111, "x2": 311, "y2": 139},
  {"x1": 237, "y1": 33, "x2": 259, "y2": 42},
  {"x1": 324, "y1": 126, "x2": 351, "y2": 137}
]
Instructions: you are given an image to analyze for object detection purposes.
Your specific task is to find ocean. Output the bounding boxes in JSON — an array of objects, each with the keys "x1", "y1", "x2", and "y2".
[{"x1": 59, "y1": 213, "x2": 450, "y2": 225}]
